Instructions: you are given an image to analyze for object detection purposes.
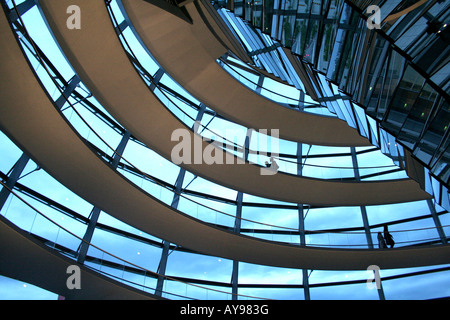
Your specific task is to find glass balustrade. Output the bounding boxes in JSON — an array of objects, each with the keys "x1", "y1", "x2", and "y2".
[{"x1": 1, "y1": 0, "x2": 449, "y2": 301}]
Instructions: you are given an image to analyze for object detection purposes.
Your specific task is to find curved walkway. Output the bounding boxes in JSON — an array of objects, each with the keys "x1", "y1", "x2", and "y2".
[
  {"x1": 122, "y1": 0, "x2": 370, "y2": 147},
  {"x1": 1, "y1": 5, "x2": 449, "y2": 272},
  {"x1": 0, "y1": 215, "x2": 158, "y2": 299},
  {"x1": 36, "y1": 0, "x2": 431, "y2": 207}
]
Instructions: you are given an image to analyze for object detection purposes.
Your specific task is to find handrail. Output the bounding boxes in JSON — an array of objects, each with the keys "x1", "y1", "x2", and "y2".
[
  {"x1": 106, "y1": 0, "x2": 402, "y2": 178},
  {"x1": 218, "y1": 56, "x2": 324, "y2": 109},
  {"x1": 6, "y1": 0, "x2": 442, "y2": 244},
  {"x1": 0, "y1": 179, "x2": 268, "y2": 300},
  {"x1": 217, "y1": 0, "x2": 450, "y2": 210},
  {"x1": 2, "y1": 173, "x2": 448, "y2": 252},
  {"x1": 4, "y1": 165, "x2": 447, "y2": 247},
  {"x1": 4, "y1": 0, "x2": 308, "y2": 236}
]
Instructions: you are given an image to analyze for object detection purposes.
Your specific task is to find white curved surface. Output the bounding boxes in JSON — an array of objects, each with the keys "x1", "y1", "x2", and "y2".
[
  {"x1": 0, "y1": 215, "x2": 158, "y2": 300},
  {"x1": 1, "y1": 3, "x2": 449, "y2": 272},
  {"x1": 36, "y1": 0, "x2": 432, "y2": 207},
  {"x1": 122, "y1": 0, "x2": 371, "y2": 147}
]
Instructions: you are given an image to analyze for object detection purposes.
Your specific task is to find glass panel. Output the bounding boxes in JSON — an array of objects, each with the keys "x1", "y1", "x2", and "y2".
[
  {"x1": 0, "y1": 276, "x2": 58, "y2": 300},
  {"x1": 382, "y1": 64, "x2": 424, "y2": 135},
  {"x1": 383, "y1": 268, "x2": 450, "y2": 300}
]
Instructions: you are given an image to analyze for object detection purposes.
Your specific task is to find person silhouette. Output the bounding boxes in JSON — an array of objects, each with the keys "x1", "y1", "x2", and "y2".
[
  {"x1": 377, "y1": 232, "x2": 387, "y2": 249},
  {"x1": 384, "y1": 225, "x2": 395, "y2": 248}
]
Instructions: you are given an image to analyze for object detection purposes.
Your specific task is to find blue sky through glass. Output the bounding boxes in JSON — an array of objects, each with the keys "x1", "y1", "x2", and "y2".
[{"x1": 0, "y1": 0, "x2": 449, "y2": 300}]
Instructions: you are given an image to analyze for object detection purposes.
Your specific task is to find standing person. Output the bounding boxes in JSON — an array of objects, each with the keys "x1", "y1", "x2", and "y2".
[
  {"x1": 384, "y1": 225, "x2": 395, "y2": 248},
  {"x1": 377, "y1": 232, "x2": 387, "y2": 249}
]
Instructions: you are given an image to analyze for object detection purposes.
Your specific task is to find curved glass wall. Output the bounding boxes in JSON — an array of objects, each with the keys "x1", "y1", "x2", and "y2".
[
  {"x1": 0, "y1": 0, "x2": 449, "y2": 300},
  {"x1": 109, "y1": 0, "x2": 412, "y2": 182},
  {"x1": 216, "y1": 0, "x2": 450, "y2": 198}
]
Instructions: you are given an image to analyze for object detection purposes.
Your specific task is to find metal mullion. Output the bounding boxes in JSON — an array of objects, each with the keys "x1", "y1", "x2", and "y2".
[
  {"x1": 364, "y1": 38, "x2": 390, "y2": 108},
  {"x1": 0, "y1": 153, "x2": 30, "y2": 213},
  {"x1": 427, "y1": 199, "x2": 448, "y2": 244},
  {"x1": 154, "y1": 104, "x2": 206, "y2": 297},
  {"x1": 231, "y1": 128, "x2": 252, "y2": 300},
  {"x1": 296, "y1": 142, "x2": 310, "y2": 300},
  {"x1": 76, "y1": 131, "x2": 131, "y2": 265},
  {"x1": 350, "y1": 146, "x2": 386, "y2": 300},
  {"x1": 7, "y1": 0, "x2": 35, "y2": 22},
  {"x1": 155, "y1": 168, "x2": 186, "y2": 297}
]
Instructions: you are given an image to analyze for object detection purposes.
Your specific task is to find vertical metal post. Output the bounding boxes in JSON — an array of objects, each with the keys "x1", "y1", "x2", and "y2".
[
  {"x1": 255, "y1": 74, "x2": 264, "y2": 94},
  {"x1": 350, "y1": 147, "x2": 373, "y2": 249},
  {"x1": 54, "y1": 76, "x2": 80, "y2": 110},
  {"x1": 115, "y1": 20, "x2": 128, "y2": 35},
  {"x1": 377, "y1": 275, "x2": 386, "y2": 300},
  {"x1": 0, "y1": 153, "x2": 30, "y2": 212},
  {"x1": 297, "y1": 142, "x2": 310, "y2": 300},
  {"x1": 351, "y1": 147, "x2": 385, "y2": 300},
  {"x1": 427, "y1": 199, "x2": 448, "y2": 244},
  {"x1": 111, "y1": 131, "x2": 131, "y2": 168},
  {"x1": 155, "y1": 168, "x2": 186, "y2": 296},
  {"x1": 231, "y1": 128, "x2": 252, "y2": 300},
  {"x1": 77, "y1": 131, "x2": 131, "y2": 264},
  {"x1": 149, "y1": 68, "x2": 165, "y2": 92},
  {"x1": 76, "y1": 207, "x2": 101, "y2": 264},
  {"x1": 155, "y1": 240, "x2": 171, "y2": 296},
  {"x1": 8, "y1": 0, "x2": 35, "y2": 22},
  {"x1": 297, "y1": 143, "x2": 305, "y2": 246},
  {"x1": 155, "y1": 103, "x2": 206, "y2": 296},
  {"x1": 231, "y1": 192, "x2": 243, "y2": 299},
  {"x1": 298, "y1": 90, "x2": 305, "y2": 110}
]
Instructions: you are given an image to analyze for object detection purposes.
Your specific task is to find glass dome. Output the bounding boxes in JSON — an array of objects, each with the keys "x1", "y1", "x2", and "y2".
[{"x1": 0, "y1": 0, "x2": 449, "y2": 302}]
